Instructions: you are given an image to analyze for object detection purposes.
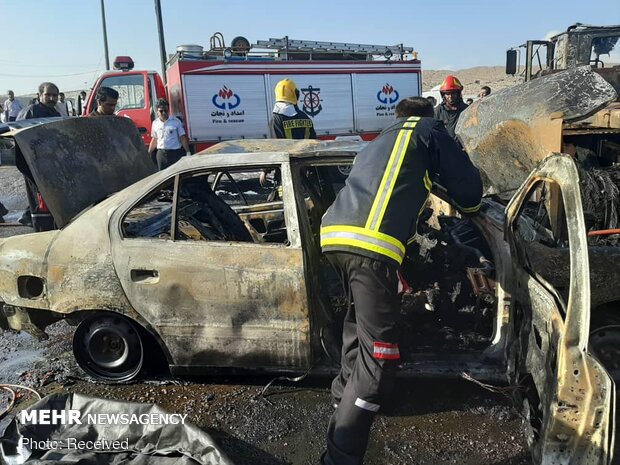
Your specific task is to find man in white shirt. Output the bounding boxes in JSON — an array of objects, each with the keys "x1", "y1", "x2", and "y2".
[
  {"x1": 56, "y1": 92, "x2": 69, "y2": 117},
  {"x1": 148, "y1": 99, "x2": 191, "y2": 170},
  {"x1": 4, "y1": 90, "x2": 24, "y2": 122}
]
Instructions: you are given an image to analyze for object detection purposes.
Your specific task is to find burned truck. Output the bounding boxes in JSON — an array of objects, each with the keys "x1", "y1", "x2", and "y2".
[
  {"x1": 0, "y1": 89, "x2": 616, "y2": 462},
  {"x1": 475, "y1": 24, "x2": 620, "y2": 382}
]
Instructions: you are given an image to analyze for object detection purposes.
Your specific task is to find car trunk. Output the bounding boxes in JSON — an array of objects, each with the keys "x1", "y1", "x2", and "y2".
[{"x1": 10, "y1": 117, "x2": 156, "y2": 228}]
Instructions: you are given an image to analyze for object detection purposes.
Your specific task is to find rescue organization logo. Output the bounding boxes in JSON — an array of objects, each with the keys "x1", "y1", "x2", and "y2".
[
  {"x1": 212, "y1": 86, "x2": 241, "y2": 109},
  {"x1": 19, "y1": 409, "x2": 188, "y2": 426},
  {"x1": 211, "y1": 86, "x2": 245, "y2": 124},
  {"x1": 375, "y1": 83, "x2": 399, "y2": 117},
  {"x1": 376, "y1": 83, "x2": 399, "y2": 104}
]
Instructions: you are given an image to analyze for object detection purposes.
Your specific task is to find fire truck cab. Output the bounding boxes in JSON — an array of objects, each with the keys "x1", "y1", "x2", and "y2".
[{"x1": 85, "y1": 34, "x2": 421, "y2": 151}]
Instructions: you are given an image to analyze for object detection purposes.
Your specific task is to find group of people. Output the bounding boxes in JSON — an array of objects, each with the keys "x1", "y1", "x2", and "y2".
[
  {"x1": 1, "y1": 88, "x2": 93, "y2": 123},
  {"x1": 3, "y1": 77, "x2": 483, "y2": 465}
]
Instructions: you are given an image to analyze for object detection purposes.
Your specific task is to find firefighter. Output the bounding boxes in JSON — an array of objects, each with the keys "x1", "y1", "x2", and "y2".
[
  {"x1": 260, "y1": 78, "x2": 317, "y2": 196},
  {"x1": 271, "y1": 78, "x2": 316, "y2": 139},
  {"x1": 319, "y1": 96, "x2": 482, "y2": 465},
  {"x1": 434, "y1": 75, "x2": 468, "y2": 140}
]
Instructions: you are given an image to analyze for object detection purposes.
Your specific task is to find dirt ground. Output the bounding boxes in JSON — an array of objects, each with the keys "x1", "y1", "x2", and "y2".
[
  {"x1": 0, "y1": 164, "x2": 533, "y2": 464},
  {"x1": 0, "y1": 320, "x2": 530, "y2": 465}
]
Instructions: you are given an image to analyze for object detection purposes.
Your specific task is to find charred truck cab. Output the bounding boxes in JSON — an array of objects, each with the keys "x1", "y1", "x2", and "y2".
[{"x1": 84, "y1": 33, "x2": 421, "y2": 151}]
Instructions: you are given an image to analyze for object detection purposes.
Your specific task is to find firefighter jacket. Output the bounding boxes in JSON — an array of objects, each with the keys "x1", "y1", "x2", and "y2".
[
  {"x1": 320, "y1": 116, "x2": 482, "y2": 266},
  {"x1": 271, "y1": 104, "x2": 317, "y2": 139}
]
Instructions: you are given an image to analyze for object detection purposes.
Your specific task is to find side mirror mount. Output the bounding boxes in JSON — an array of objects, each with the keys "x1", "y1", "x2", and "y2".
[{"x1": 506, "y1": 49, "x2": 518, "y2": 75}]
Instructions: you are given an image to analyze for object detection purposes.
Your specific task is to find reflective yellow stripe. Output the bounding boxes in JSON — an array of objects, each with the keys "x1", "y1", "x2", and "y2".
[
  {"x1": 321, "y1": 225, "x2": 406, "y2": 263},
  {"x1": 321, "y1": 237, "x2": 403, "y2": 263},
  {"x1": 365, "y1": 117, "x2": 418, "y2": 231},
  {"x1": 321, "y1": 225, "x2": 405, "y2": 253},
  {"x1": 459, "y1": 203, "x2": 481, "y2": 213},
  {"x1": 423, "y1": 171, "x2": 432, "y2": 192}
]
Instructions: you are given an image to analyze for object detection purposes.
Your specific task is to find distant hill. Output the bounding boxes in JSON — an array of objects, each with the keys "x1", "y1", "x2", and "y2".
[{"x1": 422, "y1": 65, "x2": 522, "y2": 94}]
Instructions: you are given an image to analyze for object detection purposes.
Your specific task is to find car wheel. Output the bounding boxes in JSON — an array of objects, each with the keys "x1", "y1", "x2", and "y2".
[
  {"x1": 73, "y1": 313, "x2": 144, "y2": 382},
  {"x1": 589, "y1": 324, "x2": 620, "y2": 383},
  {"x1": 330, "y1": 165, "x2": 352, "y2": 182}
]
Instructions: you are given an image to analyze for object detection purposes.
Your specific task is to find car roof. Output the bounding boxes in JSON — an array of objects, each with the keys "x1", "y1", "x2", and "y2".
[{"x1": 197, "y1": 138, "x2": 367, "y2": 162}]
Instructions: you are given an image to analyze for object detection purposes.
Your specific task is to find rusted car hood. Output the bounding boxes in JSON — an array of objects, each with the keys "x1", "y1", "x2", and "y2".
[
  {"x1": 10, "y1": 117, "x2": 155, "y2": 228},
  {"x1": 456, "y1": 67, "x2": 617, "y2": 193}
]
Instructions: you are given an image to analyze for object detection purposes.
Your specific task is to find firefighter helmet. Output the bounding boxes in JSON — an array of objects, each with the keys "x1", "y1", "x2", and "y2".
[
  {"x1": 439, "y1": 75, "x2": 464, "y2": 93},
  {"x1": 275, "y1": 79, "x2": 299, "y2": 104}
]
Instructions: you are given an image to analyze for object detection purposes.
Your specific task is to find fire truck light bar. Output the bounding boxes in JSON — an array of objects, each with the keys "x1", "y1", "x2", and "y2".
[{"x1": 113, "y1": 56, "x2": 135, "y2": 71}]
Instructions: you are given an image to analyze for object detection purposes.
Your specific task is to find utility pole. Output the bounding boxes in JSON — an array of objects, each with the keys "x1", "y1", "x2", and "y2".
[
  {"x1": 100, "y1": 0, "x2": 110, "y2": 70},
  {"x1": 154, "y1": 0, "x2": 167, "y2": 84}
]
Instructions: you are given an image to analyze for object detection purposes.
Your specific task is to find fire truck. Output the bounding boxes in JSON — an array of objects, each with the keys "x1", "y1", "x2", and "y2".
[{"x1": 85, "y1": 34, "x2": 421, "y2": 152}]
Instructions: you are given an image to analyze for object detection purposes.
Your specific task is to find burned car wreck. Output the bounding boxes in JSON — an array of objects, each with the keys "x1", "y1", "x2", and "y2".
[{"x1": 0, "y1": 67, "x2": 618, "y2": 464}]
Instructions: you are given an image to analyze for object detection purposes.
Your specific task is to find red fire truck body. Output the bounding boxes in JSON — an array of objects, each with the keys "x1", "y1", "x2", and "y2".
[{"x1": 85, "y1": 37, "x2": 422, "y2": 152}]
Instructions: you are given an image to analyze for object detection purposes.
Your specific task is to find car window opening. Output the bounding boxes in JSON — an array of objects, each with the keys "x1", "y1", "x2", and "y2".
[{"x1": 122, "y1": 167, "x2": 290, "y2": 245}]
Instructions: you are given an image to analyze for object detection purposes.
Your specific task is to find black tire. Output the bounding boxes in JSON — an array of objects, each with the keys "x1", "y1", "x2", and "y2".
[
  {"x1": 73, "y1": 313, "x2": 144, "y2": 382},
  {"x1": 330, "y1": 165, "x2": 352, "y2": 182}
]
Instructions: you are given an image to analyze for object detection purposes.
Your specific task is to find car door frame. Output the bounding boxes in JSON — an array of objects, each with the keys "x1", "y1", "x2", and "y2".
[
  {"x1": 505, "y1": 153, "x2": 615, "y2": 464},
  {"x1": 107, "y1": 158, "x2": 313, "y2": 373}
]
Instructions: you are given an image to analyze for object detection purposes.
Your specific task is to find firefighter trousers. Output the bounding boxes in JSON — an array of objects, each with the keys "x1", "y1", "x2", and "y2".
[{"x1": 323, "y1": 252, "x2": 400, "y2": 465}]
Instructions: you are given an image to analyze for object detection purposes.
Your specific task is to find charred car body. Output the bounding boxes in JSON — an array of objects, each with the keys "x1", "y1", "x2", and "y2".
[{"x1": 0, "y1": 68, "x2": 617, "y2": 463}]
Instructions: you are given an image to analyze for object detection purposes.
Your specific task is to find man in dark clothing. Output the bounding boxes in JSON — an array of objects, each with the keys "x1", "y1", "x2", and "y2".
[
  {"x1": 260, "y1": 78, "x2": 317, "y2": 196},
  {"x1": 271, "y1": 78, "x2": 316, "y2": 139},
  {"x1": 17, "y1": 82, "x2": 61, "y2": 120},
  {"x1": 88, "y1": 87, "x2": 119, "y2": 116},
  {"x1": 319, "y1": 97, "x2": 482, "y2": 465},
  {"x1": 15, "y1": 82, "x2": 61, "y2": 231},
  {"x1": 434, "y1": 74, "x2": 468, "y2": 140}
]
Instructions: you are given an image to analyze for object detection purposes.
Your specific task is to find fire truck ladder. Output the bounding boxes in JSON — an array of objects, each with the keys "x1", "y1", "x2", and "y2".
[{"x1": 254, "y1": 37, "x2": 414, "y2": 59}]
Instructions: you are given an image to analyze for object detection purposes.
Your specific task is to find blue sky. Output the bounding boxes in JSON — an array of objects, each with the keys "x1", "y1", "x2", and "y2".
[{"x1": 1, "y1": 0, "x2": 619, "y2": 96}]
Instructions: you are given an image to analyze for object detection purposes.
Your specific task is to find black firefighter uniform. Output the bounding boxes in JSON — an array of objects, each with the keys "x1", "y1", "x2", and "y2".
[{"x1": 319, "y1": 116, "x2": 482, "y2": 465}]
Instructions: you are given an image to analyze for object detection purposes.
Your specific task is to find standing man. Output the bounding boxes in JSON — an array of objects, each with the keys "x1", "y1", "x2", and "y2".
[
  {"x1": 17, "y1": 82, "x2": 60, "y2": 120},
  {"x1": 77, "y1": 90, "x2": 88, "y2": 115},
  {"x1": 271, "y1": 78, "x2": 316, "y2": 139},
  {"x1": 434, "y1": 75, "x2": 468, "y2": 140},
  {"x1": 56, "y1": 92, "x2": 68, "y2": 116},
  {"x1": 88, "y1": 87, "x2": 118, "y2": 116},
  {"x1": 4, "y1": 90, "x2": 24, "y2": 122},
  {"x1": 148, "y1": 99, "x2": 191, "y2": 170},
  {"x1": 16, "y1": 82, "x2": 61, "y2": 231},
  {"x1": 260, "y1": 79, "x2": 317, "y2": 191},
  {"x1": 319, "y1": 96, "x2": 482, "y2": 465}
]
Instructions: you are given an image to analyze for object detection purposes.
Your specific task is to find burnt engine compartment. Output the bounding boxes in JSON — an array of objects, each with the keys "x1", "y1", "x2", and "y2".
[{"x1": 325, "y1": 212, "x2": 497, "y2": 359}]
